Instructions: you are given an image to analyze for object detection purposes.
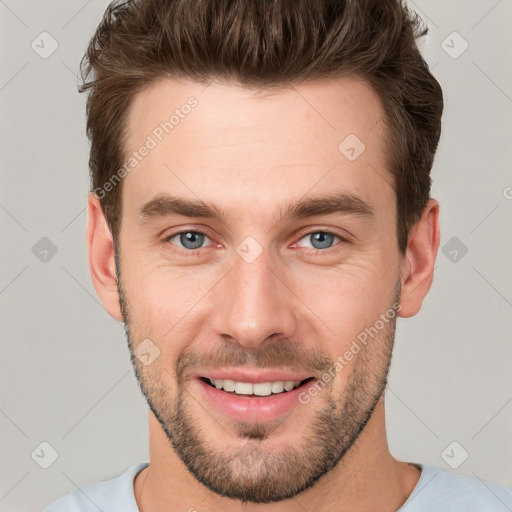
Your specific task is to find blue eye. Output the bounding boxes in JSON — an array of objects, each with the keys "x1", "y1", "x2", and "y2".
[
  {"x1": 165, "y1": 231, "x2": 211, "y2": 251},
  {"x1": 305, "y1": 232, "x2": 337, "y2": 250},
  {"x1": 296, "y1": 231, "x2": 342, "y2": 251},
  {"x1": 163, "y1": 229, "x2": 345, "y2": 256}
]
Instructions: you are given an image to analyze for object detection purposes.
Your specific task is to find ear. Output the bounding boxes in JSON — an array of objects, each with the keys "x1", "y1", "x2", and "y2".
[
  {"x1": 86, "y1": 192, "x2": 123, "y2": 322},
  {"x1": 398, "y1": 198, "x2": 440, "y2": 318}
]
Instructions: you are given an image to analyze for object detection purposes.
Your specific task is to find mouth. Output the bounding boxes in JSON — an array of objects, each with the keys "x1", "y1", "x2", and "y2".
[
  {"x1": 193, "y1": 373, "x2": 319, "y2": 422},
  {"x1": 199, "y1": 376, "x2": 315, "y2": 397}
]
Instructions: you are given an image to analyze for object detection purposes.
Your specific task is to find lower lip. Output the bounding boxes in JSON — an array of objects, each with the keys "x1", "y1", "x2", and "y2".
[{"x1": 194, "y1": 378, "x2": 317, "y2": 423}]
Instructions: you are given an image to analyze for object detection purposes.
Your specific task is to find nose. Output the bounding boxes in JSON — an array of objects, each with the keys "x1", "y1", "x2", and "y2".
[{"x1": 210, "y1": 250, "x2": 298, "y2": 350}]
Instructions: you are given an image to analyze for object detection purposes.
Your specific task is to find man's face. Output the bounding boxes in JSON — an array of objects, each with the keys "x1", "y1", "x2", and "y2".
[{"x1": 116, "y1": 76, "x2": 404, "y2": 503}]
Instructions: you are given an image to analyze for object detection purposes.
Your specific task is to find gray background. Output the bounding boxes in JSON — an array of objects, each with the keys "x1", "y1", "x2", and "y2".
[{"x1": 1, "y1": 1, "x2": 511, "y2": 510}]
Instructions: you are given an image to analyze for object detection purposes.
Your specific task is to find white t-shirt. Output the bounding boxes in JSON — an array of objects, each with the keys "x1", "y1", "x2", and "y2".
[{"x1": 43, "y1": 461, "x2": 512, "y2": 511}]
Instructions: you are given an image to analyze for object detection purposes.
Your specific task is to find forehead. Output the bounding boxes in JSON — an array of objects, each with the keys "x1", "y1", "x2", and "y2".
[{"x1": 121, "y1": 76, "x2": 393, "y2": 223}]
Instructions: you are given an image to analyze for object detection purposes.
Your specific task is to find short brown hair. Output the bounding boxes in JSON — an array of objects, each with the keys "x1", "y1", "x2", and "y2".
[{"x1": 80, "y1": 0, "x2": 443, "y2": 254}]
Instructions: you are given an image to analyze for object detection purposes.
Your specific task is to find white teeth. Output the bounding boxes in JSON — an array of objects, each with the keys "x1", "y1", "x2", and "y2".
[
  {"x1": 284, "y1": 381, "x2": 295, "y2": 391},
  {"x1": 234, "y1": 382, "x2": 253, "y2": 395},
  {"x1": 271, "y1": 381, "x2": 284, "y2": 393},
  {"x1": 206, "y1": 378, "x2": 305, "y2": 395},
  {"x1": 222, "y1": 379, "x2": 235, "y2": 392},
  {"x1": 252, "y1": 382, "x2": 272, "y2": 396}
]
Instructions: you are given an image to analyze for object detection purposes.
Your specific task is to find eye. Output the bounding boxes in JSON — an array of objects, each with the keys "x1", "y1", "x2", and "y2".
[
  {"x1": 164, "y1": 230, "x2": 213, "y2": 252},
  {"x1": 162, "y1": 228, "x2": 346, "y2": 256},
  {"x1": 294, "y1": 230, "x2": 344, "y2": 251}
]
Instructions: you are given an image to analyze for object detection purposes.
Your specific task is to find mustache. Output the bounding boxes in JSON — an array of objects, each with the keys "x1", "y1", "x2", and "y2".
[{"x1": 175, "y1": 339, "x2": 333, "y2": 382}]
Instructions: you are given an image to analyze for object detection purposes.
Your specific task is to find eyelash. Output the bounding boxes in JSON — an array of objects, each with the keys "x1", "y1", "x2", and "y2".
[{"x1": 162, "y1": 228, "x2": 347, "y2": 257}]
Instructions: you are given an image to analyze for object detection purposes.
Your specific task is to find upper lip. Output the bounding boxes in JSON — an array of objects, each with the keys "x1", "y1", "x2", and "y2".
[{"x1": 194, "y1": 368, "x2": 315, "y2": 384}]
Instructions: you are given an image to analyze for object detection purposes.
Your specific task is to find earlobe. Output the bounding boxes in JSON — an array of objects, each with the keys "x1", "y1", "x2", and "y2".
[
  {"x1": 86, "y1": 192, "x2": 123, "y2": 322},
  {"x1": 398, "y1": 199, "x2": 440, "y2": 318}
]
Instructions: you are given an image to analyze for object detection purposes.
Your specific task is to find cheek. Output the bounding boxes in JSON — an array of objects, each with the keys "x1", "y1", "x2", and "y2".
[
  {"x1": 301, "y1": 262, "x2": 392, "y2": 321},
  {"x1": 292, "y1": 256, "x2": 398, "y2": 362},
  {"x1": 124, "y1": 260, "x2": 205, "y2": 321},
  {"x1": 120, "y1": 266, "x2": 189, "y2": 361}
]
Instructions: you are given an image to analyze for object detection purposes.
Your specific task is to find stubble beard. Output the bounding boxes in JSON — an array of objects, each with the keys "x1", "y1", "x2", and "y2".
[{"x1": 116, "y1": 250, "x2": 399, "y2": 503}]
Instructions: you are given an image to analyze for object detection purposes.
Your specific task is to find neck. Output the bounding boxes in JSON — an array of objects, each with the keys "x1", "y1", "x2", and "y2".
[{"x1": 134, "y1": 396, "x2": 421, "y2": 512}]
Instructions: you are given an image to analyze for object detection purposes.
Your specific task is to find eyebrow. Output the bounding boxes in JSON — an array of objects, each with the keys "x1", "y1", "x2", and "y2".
[{"x1": 137, "y1": 191, "x2": 375, "y2": 227}]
